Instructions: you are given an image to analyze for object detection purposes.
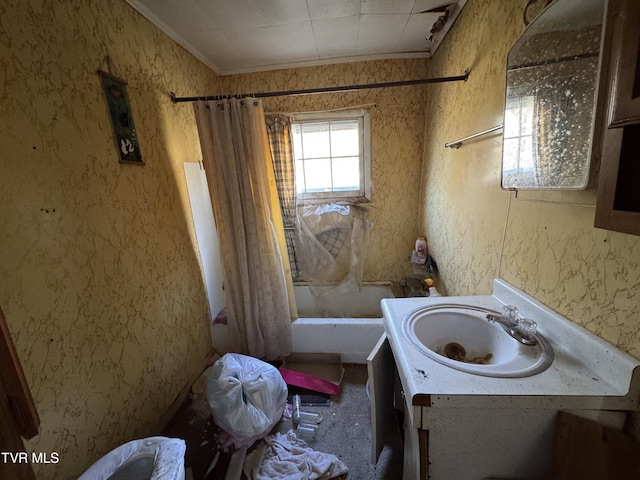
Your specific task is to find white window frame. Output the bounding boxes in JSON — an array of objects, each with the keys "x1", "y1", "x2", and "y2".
[
  {"x1": 503, "y1": 95, "x2": 536, "y2": 177},
  {"x1": 291, "y1": 109, "x2": 371, "y2": 204}
]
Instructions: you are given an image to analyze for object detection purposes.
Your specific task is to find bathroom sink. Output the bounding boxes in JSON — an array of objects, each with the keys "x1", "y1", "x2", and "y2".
[{"x1": 402, "y1": 304, "x2": 553, "y2": 378}]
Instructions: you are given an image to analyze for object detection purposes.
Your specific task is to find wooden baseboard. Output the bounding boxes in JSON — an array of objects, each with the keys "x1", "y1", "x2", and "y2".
[{"x1": 152, "y1": 348, "x2": 217, "y2": 434}]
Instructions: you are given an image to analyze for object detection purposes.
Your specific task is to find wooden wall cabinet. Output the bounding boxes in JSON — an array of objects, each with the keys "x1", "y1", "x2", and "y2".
[
  {"x1": 1, "y1": 306, "x2": 39, "y2": 479},
  {"x1": 594, "y1": 0, "x2": 640, "y2": 235}
]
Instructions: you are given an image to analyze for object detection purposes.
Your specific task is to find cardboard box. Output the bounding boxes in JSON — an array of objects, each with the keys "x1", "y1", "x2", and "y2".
[{"x1": 279, "y1": 353, "x2": 344, "y2": 396}]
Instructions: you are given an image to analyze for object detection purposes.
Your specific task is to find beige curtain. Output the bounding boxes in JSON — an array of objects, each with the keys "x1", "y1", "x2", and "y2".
[{"x1": 194, "y1": 99, "x2": 292, "y2": 360}]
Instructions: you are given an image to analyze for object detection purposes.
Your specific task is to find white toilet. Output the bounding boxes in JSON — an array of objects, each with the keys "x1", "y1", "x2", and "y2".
[{"x1": 78, "y1": 436, "x2": 186, "y2": 480}]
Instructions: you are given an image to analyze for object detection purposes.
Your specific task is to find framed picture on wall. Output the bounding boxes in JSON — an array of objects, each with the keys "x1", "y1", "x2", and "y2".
[{"x1": 98, "y1": 70, "x2": 143, "y2": 164}]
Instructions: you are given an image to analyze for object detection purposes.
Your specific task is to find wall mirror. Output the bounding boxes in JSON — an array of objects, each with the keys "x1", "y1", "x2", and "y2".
[{"x1": 502, "y1": 0, "x2": 605, "y2": 190}]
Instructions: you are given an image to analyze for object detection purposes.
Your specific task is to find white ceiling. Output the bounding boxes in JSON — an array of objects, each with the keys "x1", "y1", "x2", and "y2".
[{"x1": 126, "y1": 0, "x2": 467, "y2": 76}]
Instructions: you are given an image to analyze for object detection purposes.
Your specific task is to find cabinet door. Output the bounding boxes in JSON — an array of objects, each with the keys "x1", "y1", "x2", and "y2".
[
  {"x1": 1, "y1": 307, "x2": 38, "y2": 480},
  {"x1": 0, "y1": 307, "x2": 39, "y2": 438},
  {"x1": 367, "y1": 333, "x2": 396, "y2": 463},
  {"x1": 595, "y1": 0, "x2": 640, "y2": 234},
  {"x1": 606, "y1": 0, "x2": 640, "y2": 127}
]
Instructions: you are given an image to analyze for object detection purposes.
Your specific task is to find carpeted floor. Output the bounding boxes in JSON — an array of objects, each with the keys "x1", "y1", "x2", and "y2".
[{"x1": 162, "y1": 364, "x2": 403, "y2": 479}]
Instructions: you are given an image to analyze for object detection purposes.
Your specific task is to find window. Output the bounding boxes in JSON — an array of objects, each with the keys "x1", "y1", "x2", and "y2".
[
  {"x1": 291, "y1": 110, "x2": 371, "y2": 202},
  {"x1": 502, "y1": 94, "x2": 535, "y2": 183}
]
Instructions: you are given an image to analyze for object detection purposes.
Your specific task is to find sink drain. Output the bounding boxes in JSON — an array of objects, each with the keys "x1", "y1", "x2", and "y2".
[
  {"x1": 442, "y1": 342, "x2": 494, "y2": 364},
  {"x1": 444, "y1": 342, "x2": 466, "y2": 361}
]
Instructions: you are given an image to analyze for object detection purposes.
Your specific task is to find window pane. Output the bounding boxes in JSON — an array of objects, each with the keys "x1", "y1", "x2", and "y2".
[
  {"x1": 519, "y1": 137, "x2": 534, "y2": 170},
  {"x1": 301, "y1": 122, "x2": 330, "y2": 158},
  {"x1": 291, "y1": 111, "x2": 370, "y2": 199},
  {"x1": 504, "y1": 99, "x2": 520, "y2": 138},
  {"x1": 304, "y1": 158, "x2": 332, "y2": 192},
  {"x1": 520, "y1": 97, "x2": 534, "y2": 136},
  {"x1": 332, "y1": 157, "x2": 360, "y2": 191},
  {"x1": 292, "y1": 124, "x2": 303, "y2": 161},
  {"x1": 295, "y1": 159, "x2": 305, "y2": 194},
  {"x1": 330, "y1": 120, "x2": 359, "y2": 157},
  {"x1": 503, "y1": 139, "x2": 518, "y2": 172}
]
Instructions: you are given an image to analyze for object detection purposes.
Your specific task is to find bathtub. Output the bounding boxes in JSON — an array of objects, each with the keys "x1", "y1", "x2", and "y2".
[
  {"x1": 290, "y1": 282, "x2": 395, "y2": 363},
  {"x1": 294, "y1": 282, "x2": 394, "y2": 318}
]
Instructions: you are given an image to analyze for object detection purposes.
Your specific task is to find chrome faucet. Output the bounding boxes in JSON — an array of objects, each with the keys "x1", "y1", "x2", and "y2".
[{"x1": 486, "y1": 305, "x2": 538, "y2": 346}]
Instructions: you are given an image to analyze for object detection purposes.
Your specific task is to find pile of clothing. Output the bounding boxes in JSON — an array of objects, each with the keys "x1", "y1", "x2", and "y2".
[{"x1": 243, "y1": 430, "x2": 348, "y2": 480}]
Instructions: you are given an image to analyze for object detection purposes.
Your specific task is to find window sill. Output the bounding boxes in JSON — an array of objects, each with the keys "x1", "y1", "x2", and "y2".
[{"x1": 297, "y1": 195, "x2": 371, "y2": 205}]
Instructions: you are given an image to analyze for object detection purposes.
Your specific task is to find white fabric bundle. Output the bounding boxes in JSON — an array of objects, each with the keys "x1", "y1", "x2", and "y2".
[{"x1": 244, "y1": 430, "x2": 348, "y2": 480}]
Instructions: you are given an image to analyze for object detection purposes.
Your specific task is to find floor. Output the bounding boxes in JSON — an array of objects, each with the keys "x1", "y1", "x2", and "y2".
[{"x1": 162, "y1": 364, "x2": 403, "y2": 479}]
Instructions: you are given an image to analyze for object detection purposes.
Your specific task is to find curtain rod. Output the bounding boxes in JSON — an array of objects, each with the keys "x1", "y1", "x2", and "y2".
[{"x1": 170, "y1": 70, "x2": 469, "y2": 103}]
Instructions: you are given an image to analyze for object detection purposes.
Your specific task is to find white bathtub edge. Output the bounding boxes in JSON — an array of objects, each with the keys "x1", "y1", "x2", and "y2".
[{"x1": 291, "y1": 317, "x2": 385, "y2": 364}]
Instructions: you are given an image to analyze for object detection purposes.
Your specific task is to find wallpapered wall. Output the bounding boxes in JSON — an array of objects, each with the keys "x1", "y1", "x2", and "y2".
[
  {"x1": 3, "y1": 0, "x2": 639, "y2": 477},
  {"x1": 219, "y1": 60, "x2": 430, "y2": 282},
  {"x1": 420, "y1": 0, "x2": 640, "y2": 359},
  {"x1": 0, "y1": 0, "x2": 219, "y2": 477}
]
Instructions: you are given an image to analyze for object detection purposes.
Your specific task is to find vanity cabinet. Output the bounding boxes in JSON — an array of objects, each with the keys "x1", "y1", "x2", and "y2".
[
  {"x1": 372, "y1": 280, "x2": 640, "y2": 480},
  {"x1": 367, "y1": 334, "x2": 579, "y2": 479},
  {"x1": 369, "y1": 334, "x2": 633, "y2": 479},
  {"x1": 594, "y1": 0, "x2": 640, "y2": 235}
]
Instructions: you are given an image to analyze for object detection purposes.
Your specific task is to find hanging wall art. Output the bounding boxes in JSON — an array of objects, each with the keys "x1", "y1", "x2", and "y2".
[{"x1": 98, "y1": 70, "x2": 143, "y2": 164}]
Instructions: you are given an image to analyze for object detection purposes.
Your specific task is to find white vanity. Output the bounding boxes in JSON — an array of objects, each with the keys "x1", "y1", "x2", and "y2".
[{"x1": 368, "y1": 279, "x2": 640, "y2": 480}]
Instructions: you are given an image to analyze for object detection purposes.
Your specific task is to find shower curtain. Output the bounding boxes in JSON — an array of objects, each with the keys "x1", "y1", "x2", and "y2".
[
  {"x1": 194, "y1": 99, "x2": 292, "y2": 360},
  {"x1": 264, "y1": 114, "x2": 300, "y2": 280}
]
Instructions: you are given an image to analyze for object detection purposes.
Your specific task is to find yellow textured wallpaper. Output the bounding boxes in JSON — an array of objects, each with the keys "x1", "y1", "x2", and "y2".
[
  {"x1": 4, "y1": 0, "x2": 638, "y2": 477},
  {"x1": 0, "y1": 0, "x2": 219, "y2": 477},
  {"x1": 420, "y1": 1, "x2": 521, "y2": 296},
  {"x1": 218, "y1": 60, "x2": 430, "y2": 282},
  {"x1": 420, "y1": 0, "x2": 640, "y2": 359}
]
